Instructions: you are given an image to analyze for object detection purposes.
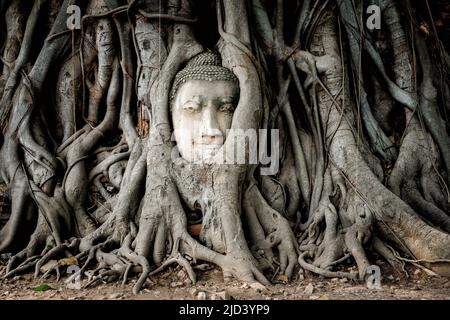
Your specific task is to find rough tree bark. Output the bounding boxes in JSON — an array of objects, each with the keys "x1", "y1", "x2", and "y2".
[{"x1": 0, "y1": 0, "x2": 449, "y2": 293}]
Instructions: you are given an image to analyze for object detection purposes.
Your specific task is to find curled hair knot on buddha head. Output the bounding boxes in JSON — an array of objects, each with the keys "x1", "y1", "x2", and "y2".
[{"x1": 169, "y1": 51, "x2": 240, "y2": 103}]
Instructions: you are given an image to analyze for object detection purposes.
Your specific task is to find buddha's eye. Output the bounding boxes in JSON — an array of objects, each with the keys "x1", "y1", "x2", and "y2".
[
  {"x1": 183, "y1": 101, "x2": 201, "y2": 112},
  {"x1": 219, "y1": 102, "x2": 236, "y2": 113}
]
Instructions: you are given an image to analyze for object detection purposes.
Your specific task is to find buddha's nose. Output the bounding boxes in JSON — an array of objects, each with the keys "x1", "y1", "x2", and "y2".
[{"x1": 201, "y1": 104, "x2": 222, "y2": 142}]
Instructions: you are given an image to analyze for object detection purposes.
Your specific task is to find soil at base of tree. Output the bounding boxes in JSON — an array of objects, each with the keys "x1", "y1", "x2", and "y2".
[{"x1": 1, "y1": 260, "x2": 449, "y2": 300}]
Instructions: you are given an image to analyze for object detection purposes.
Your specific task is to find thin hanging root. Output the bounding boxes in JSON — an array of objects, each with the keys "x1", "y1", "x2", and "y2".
[
  {"x1": 383, "y1": 241, "x2": 450, "y2": 276},
  {"x1": 298, "y1": 252, "x2": 358, "y2": 281}
]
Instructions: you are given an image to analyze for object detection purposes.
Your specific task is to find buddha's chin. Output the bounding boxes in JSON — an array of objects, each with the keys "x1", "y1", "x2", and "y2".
[{"x1": 193, "y1": 144, "x2": 222, "y2": 163}]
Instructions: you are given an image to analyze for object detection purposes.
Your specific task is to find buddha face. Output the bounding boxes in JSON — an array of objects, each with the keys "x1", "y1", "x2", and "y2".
[{"x1": 172, "y1": 79, "x2": 239, "y2": 163}]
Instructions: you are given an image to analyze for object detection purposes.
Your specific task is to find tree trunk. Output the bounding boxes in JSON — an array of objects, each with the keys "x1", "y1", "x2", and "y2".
[{"x1": 0, "y1": 0, "x2": 449, "y2": 292}]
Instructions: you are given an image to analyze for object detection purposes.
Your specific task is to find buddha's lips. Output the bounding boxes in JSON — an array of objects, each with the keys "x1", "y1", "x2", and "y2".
[{"x1": 193, "y1": 142, "x2": 223, "y2": 149}]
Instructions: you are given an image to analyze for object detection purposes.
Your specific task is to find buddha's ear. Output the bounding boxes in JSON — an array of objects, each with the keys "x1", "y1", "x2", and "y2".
[{"x1": 169, "y1": 93, "x2": 179, "y2": 112}]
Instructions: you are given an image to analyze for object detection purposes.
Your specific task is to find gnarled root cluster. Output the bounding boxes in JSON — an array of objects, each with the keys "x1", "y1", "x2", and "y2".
[{"x1": 0, "y1": 0, "x2": 450, "y2": 294}]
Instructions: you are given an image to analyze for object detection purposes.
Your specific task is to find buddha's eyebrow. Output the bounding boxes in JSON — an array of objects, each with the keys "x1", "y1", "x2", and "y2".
[
  {"x1": 220, "y1": 96, "x2": 236, "y2": 103},
  {"x1": 183, "y1": 97, "x2": 201, "y2": 104}
]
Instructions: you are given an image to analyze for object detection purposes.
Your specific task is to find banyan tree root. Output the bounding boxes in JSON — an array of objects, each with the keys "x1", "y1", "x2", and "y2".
[
  {"x1": 306, "y1": 6, "x2": 450, "y2": 278},
  {"x1": 1, "y1": 0, "x2": 450, "y2": 294}
]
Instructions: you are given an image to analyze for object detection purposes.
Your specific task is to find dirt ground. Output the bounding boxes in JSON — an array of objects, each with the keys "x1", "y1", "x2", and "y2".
[{"x1": 1, "y1": 258, "x2": 450, "y2": 300}]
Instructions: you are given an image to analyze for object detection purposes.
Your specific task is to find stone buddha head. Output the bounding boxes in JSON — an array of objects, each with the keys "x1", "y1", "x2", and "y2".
[{"x1": 170, "y1": 52, "x2": 239, "y2": 163}]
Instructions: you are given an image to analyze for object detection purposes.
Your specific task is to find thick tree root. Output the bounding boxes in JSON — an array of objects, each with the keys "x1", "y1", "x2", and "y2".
[{"x1": 1, "y1": 0, "x2": 450, "y2": 294}]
